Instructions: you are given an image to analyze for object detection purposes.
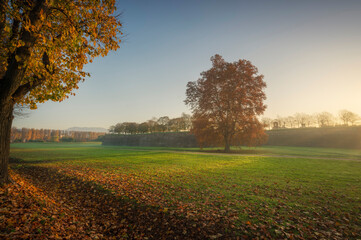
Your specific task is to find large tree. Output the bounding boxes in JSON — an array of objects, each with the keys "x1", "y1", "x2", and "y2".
[
  {"x1": 0, "y1": 0, "x2": 122, "y2": 184},
  {"x1": 185, "y1": 54, "x2": 267, "y2": 152}
]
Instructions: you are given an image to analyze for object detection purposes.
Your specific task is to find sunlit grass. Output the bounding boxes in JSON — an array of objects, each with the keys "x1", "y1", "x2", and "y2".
[{"x1": 10, "y1": 142, "x2": 361, "y2": 237}]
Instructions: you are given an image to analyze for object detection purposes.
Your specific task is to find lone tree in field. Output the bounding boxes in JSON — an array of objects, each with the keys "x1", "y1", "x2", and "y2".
[
  {"x1": 185, "y1": 54, "x2": 267, "y2": 152},
  {"x1": 0, "y1": 0, "x2": 122, "y2": 184}
]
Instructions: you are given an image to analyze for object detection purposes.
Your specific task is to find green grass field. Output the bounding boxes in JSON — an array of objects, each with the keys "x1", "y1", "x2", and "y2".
[{"x1": 8, "y1": 142, "x2": 361, "y2": 239}]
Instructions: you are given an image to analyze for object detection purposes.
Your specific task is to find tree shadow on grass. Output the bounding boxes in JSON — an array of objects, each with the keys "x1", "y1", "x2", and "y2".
[
  {"x1": 199, "y1": 149, "x2": 271, "y2": 155},
  {"x1": 10, "y1": 157, "x2": 83, "y2": 165},
  {"x1": 9, "y1": 157, "x2": 24, "y2": 163},
  {"x1": 13, "y1": 165, "x2": 233, "y2": 239},
  {"x1": 9, "y1": 151, "x2": 168, "y2": 165}
]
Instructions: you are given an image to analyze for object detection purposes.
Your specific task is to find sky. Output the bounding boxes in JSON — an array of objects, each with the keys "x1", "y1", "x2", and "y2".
[{"x1": 13, "y1": 0, "x2": 361, "y2": 130}]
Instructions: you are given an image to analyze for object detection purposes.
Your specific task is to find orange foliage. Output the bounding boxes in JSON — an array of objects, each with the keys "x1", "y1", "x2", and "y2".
[
  {"x1": 0, "y1": 0, "x2": 122, "y2": 108},
  {"x1": 190, "y1": 114, "x2": 222, "y2": 149},
  {"x1": 0, "y1": 1, "x2": 122, "y2": 183},
  {"x1": 185, "y1": 55, "x2": 267, "y2": 151},
  {"x1": 11, "y1": 127, "x2": 104, "y2": 142}
]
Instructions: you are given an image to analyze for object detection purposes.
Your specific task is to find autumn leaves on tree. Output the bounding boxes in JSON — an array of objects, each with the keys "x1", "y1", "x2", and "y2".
[
  {"x1": 0, "y1": 0, "x2": 122, "y2": 184},
  {"x1": 185, "y1": 55, "x2": 267, "y2": 152},
  {"x1": 0, "y1": 1, "x2": 268, "y2": 184}
]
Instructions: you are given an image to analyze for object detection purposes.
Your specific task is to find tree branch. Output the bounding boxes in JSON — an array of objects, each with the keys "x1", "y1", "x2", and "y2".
[
  {"x1": 12, "y1": 75, "x2": 45, "y2": 101},
  {"x1": 0, "y1": 1, "x2": 6, "y2": 39},
  {"x1": 48, "y1": 7, "x2": 82, "y2": 34},
  {"x1": 0, "y1": 0, "x2": 47, "y2": 102},
  {"x1": 9, "y1": 19, "x2": 20, "y2": 42}
]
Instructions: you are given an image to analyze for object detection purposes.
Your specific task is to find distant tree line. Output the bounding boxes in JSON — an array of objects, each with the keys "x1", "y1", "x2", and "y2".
[
  {"x1": 262, "y1": 109, "x2": 360, "y2": 130},
  {"x1": 11, "y1": 128, "x2": 105, "y2": 143},
  {"x1": 109, "y1": 113, "x2": 192, "y2": 134}
]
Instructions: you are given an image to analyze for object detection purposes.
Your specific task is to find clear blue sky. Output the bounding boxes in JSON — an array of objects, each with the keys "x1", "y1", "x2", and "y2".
[{"x1": 14, "y1": 0, "x2": 361, "y2": 129}]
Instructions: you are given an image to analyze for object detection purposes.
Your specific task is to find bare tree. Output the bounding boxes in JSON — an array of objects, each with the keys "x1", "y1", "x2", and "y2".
[
  {"x1": 261, "y1": 117, "x2": 272, "y2": 130},
  {"x1": 13, "y1": 104, "x2": 30, "y2": 119},
  {"x1": 339, "y1": 110, "x2": 359, "y2": 126},
  {"x1": 181, "y1": 113, "x2": 192, "y2": 131},
  {"x1": 316, "y1": 112, "x2": 334, "y2": 127},
  {"x1": 294, "y1": 113, "x2": 308, "y2": 128},
  {"x1": 304, "y1": 114, "x2": 315, "y2": 127},
  {"x1": 284, "y1": 116, "x2": 296, "y2": 128}
]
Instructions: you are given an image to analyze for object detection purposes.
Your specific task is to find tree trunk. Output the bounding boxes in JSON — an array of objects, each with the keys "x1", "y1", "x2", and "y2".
[
  {"x1": 0, "y1": 102, "x2": 14, "y2": 185},
  {"x1": 224, "y1": 143, "x2": 230, "y2": 153},
  {"x1": 224, "y1": 135, "x2": 231, "y2": 153}
]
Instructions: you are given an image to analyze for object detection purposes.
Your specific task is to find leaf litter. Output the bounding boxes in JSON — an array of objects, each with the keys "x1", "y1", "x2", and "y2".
[{"x1": 1, "y1": 163, "x2": 360, "y2": 239}]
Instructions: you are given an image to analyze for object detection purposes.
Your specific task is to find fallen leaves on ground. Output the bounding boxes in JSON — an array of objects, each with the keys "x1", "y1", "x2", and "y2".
[
  {"x1": 1, "y1": 164, "x2": 360, "y2": 239},
  {"x1": 2, "y1": 166, "x2": 233, "y2": 239}
]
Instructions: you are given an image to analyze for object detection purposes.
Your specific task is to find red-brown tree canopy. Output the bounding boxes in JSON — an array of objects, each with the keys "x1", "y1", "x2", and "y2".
[{"x1": 185, "y1": 54, "x2": 267, "y2": 151}]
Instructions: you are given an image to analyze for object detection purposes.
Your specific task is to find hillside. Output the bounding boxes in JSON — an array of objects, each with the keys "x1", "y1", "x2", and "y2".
[{"x1": 265, "y1": 126, "x2": 361, "y2": 149}]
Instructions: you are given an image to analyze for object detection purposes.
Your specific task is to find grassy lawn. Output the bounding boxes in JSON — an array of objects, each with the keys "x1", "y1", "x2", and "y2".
[
  {"x1": 7, "y1": 142, "x2": 361, "y2": 239},
  {"x1": 242, "y1": 145, "x2": 361, "y2": 159},
  {"x1": 102, "y1": 143, "x2": 361, "y2": 159}
]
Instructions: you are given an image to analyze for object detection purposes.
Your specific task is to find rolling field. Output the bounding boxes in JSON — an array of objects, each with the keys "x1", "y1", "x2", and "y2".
[{"x1": 3, "y1": 142, "x2": 361, "y2": 239}]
